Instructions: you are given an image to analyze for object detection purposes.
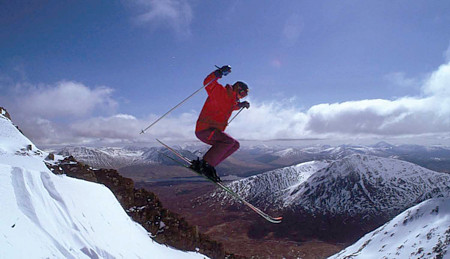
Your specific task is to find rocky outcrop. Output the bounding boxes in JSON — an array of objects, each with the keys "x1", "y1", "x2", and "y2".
[
  {"x1": 47, "y1": 156, "x2": 232, "y2": 259},
  {"x1": 0, "y1": 107, "x2": 11, "y2": 120}
]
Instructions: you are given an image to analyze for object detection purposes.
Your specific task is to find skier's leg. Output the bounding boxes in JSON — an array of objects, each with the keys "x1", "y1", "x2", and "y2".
[
  {"x1": 195, "y1": 128, "x2": 216, "y2": 145},
  {"x1": 213, "y1": 132, "x2": 239, "y2": 166},
  {"x1": 196, "y1": 129, "x2": 239, "y2": 167}
]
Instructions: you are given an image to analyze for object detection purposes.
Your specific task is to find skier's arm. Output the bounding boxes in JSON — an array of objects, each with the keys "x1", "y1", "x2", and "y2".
[
  {"x1": 203, "y1": 65, "x2": 231, "y2": 95},
  {"x1": 203, "y1": 72, "x2": 219, "y2": 91}
]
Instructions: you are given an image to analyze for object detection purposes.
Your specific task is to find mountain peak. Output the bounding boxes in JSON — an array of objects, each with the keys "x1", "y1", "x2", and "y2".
[
  {"x1": 217, "y1": 154, "x2": 450, "y2": 219},
  {"x1": 372, "y1": 141, "x2": 395, "y2": 149},
  {"x1": 293, "y1": 154, "x2": 450, "y2": 216},
  {"x1": 0, "y1": 107, "x2": 11, "y2": 120}
]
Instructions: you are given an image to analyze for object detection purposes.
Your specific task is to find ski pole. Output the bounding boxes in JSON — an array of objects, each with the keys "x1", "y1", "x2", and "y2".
[
  {"x1": 140, "y1": 77, "x2": 217, "y2": 134},
  {"x1": 227, "y1": 107, "x2": 244, "y2": 126}
]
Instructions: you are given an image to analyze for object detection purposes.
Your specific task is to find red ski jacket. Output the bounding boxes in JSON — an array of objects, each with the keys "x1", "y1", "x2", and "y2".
[{"x1": 196, "y1": 72, "x2": 240, "y2": 132}]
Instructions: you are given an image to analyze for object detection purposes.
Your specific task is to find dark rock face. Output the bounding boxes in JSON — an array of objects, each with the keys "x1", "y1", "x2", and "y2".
[
  {"x1": 0, "y1": 107, "x2": 11, "y2": 120},
  {"x1": 47, "y1": 156, "x2": 230, "y2": 259}
]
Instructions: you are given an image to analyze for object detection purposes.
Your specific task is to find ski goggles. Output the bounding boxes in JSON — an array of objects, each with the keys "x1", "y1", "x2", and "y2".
[{"x1": 238, "y1": 88, "x2": 248, "y2": 98}]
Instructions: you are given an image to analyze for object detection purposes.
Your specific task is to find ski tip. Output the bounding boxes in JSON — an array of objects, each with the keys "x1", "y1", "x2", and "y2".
[
  {"x1": 269, "y1": 217, "x2": 283, "y2": 224},
  {"x1": 140, "y1": 130, "x2": 145, "y2": 134}
]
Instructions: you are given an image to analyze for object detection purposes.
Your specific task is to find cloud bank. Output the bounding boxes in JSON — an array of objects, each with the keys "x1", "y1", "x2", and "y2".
[
  {"x1": 2, "y1": 62, "x2": 450, "y2": 146},
  {"x1": 227, "y1": 62, "x2": 450, "y2": 142}
]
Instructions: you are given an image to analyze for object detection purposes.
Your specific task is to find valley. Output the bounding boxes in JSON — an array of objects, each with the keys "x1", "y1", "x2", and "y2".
[
  {"x1": 137, "y1": 180, "x2": 344, "y2": 259},
  {"x1": 55, "y1": 142, "x2": 450, "y2": 258}
]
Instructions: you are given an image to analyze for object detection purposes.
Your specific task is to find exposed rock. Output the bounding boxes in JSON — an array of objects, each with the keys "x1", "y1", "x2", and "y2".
[
  {"x1": 0, "y1": 107, "x2": 11, "y2": 120},
  {"x1": 46, "y1": 153, "x2": 55, "y2": 161}
]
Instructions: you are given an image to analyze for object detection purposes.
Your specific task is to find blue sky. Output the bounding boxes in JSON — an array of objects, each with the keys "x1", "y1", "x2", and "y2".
[{"x1": 1, "y1": 1, "x2": 450, "y2": 146}]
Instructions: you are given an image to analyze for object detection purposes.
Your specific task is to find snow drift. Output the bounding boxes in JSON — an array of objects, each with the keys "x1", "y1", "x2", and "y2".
[{"x1": 0, "y1": 114, "x2": 205, "y2": 258}]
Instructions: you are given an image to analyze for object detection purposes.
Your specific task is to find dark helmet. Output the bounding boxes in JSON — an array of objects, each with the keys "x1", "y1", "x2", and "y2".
[{"x1": 233, "y1": 81, "x2": 249, "y2": 97}]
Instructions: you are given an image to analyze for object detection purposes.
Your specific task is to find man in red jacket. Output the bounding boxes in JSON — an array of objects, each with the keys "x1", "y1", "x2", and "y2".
[{"x1": 190, "y1": 65, "x2": 249, "y2": 182}]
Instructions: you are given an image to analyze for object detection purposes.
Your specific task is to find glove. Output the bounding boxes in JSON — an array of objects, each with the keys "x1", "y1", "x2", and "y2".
[
  {"x1": 214, "y1": 65, "x2": 232, "y2": 78},
  {"x1": 238, "y1": 101, "x2": 250, "y2": 109}
]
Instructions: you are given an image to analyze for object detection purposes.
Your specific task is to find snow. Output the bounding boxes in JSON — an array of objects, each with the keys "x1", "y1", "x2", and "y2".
[
  {"x1": 55, "y1": 146, "x2": 148, "y2": 169},
  {"x1": 0, "y1": 114, "x2": 206, "y2": 258},
  {"x1": 214, "y1": 160, "x2": 330, "y2": 206},
  {"x1": 54, "y1": 145, "x2": 179, "y2": 169},
  {"x1": 329, "y1": 198, "x2": 450, "y2": 259},
  {"x1": 214, "y1": 151, "x2": 450, "y2": 222},
  {"x1": 282, "y1": 154, "x2": 450, "y2": 215},
  {"x1": 0, "y1": 116, "x2": 33, "y2": 155}
]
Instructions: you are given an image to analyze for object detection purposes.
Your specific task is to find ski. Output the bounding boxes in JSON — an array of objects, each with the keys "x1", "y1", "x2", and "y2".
[{"x1": 156, "y1": 139, "x2": 282, "y2": 224}]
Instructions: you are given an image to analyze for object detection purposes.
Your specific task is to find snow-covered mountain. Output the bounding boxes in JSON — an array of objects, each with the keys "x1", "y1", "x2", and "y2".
[
  {"x1": 55, "y1": 142, "x2": 450, "y2": 174},
  {"x1": 216, "y1": 154, "x2": 450, "y2": 218},
  {"x1": 0, "y1": 114, "x2": 206, "y2": 258},
  {"x1": 56, "y1": 146, "x2": 198, "y2": 169},
  {"x1": 329, "y1": 198, "x2": 450, "y2": 259},
  {"x1": 57, "y1": 146, "x2": 155, "y2": 169},
  {"x1": 212, "y1": 160, "x2": 331, "y2": 205}
]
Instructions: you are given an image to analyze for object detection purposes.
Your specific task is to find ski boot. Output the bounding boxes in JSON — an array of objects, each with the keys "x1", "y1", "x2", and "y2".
[
  {"x1": 201, "y1": 163, "x2": 221, "y2": 183},
  {"x1": 189, "y1": 157, "x2": 202, "y2": 172},
  {"x1": 190, "y1": 158, "x2": 221, "y2": 182}
]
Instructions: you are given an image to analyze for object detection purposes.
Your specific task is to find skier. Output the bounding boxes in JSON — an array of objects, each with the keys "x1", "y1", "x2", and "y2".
[{"x1": 190, "y1": 65, "x2": 250, "y2": 182}]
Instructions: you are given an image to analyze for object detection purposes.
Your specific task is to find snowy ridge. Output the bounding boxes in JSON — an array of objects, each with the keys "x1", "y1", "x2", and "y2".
[
  {"x1": 58, "y1": 146, "x2": 149, "y2": 169},
  {"x1": 0, "y1": 115, "x2": 33, "y2": 155},
  {"x1": 212, "y1": 161, "x2": 330, "y2": 206},
  {"x1": 329, "y1": 198, "x2": 450, "y2": 259},
  {"x1": 56, "y1": 145, "x2": 198, "y2": 169},
  {"x1": 215, "y1": 154, "x2": 450, "y2": 218},
  {"x1": 273, "y1": 147, "x2": 305, "y2": 159},
  {"x1": 55, "y1": 142, "x2": 450, "y2": 173},
  {"x1": 290, "y1": 154, "x2": 450, "y2": 216},
  {"x1": 0, "y1": 114, "x2": 206, "y2": 258},
  {"x1": 257, "y1": 143, "x2": 450, "y2": 165}
]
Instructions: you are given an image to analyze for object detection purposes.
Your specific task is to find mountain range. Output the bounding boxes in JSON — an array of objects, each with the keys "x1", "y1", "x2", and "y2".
[
  {"x1": 217, "y1": 154, "x2": 450, "y2": 215},
  {"x1": 202, "y1": 153, "x2": 450, "y2": 251},
  {"x1": 53, "y1": 141, "x2": 450, "y2": 176},
  {"x1": 3, "y1": 105, "x2": 450, "y2": 258},
  {"x1": 56, "y1": 145, "x2": 200, "y2": 169}
]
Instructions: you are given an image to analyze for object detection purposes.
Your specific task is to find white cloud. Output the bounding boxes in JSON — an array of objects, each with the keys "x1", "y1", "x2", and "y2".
[
  {"x1": 0, "y1": 80, "x2": 118, "y2": 145},
  {"x1": 3, "y1": 62, "x2": 450, "y2": 146},
  {"x1": 227, "y1": 99, "x2": 308, "y2": 140},
  {"x1": 384, "y1": 72, "x2": 420, "y2": 88},
  {"x1": 12, "y1": 81, "x2": 117, "y2": 118},
  {"x1": 130, "y1": 0, "x2": 193, "y2": 38},
  {"x1": 227, "y1": 62, "x2": 450, "y2": 141},
  {"x1": 69, "y1": 112, "x2": 196, "y2": 143},
  {"x1": 303, "y1": 62, "x2": 450, "y2": 138},
  {"x1": 422, "y1": 62, "x2": 450, "y2": 97}
]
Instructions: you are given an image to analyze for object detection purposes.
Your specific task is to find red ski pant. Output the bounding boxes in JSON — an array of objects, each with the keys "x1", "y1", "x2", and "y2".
[{"x1": 195, "y1": 128, "x2": 240, "y2": 167}]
